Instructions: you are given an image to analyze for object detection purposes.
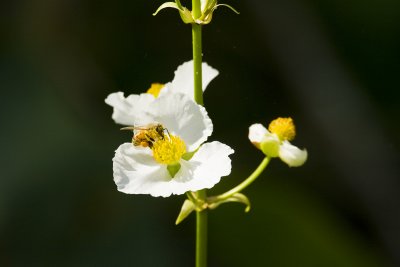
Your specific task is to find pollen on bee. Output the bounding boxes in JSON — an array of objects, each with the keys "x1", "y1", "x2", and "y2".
[
  {"x1": 131, "y1": 124, "x2": 166, "y2": 148},
  {"x1": 132, "y1": 132, "x2": 148, "y2": 147}
]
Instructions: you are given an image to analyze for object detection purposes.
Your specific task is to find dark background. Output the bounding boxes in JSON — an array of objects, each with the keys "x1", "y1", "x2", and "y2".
[{"x1": 1, "y1": 0, "x2": 399, "y2": 266}]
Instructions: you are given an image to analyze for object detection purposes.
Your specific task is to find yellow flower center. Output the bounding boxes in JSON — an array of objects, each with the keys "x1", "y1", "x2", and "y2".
[
  {"x1": 268, "y1": 117, "x2": 296, "y2": 141},
  {"x1": 146, "y1": 83, "x2": 165, "y2": 97},
  {"x1": 152, "y1": 135, "x2": 187, "y2": 165}
]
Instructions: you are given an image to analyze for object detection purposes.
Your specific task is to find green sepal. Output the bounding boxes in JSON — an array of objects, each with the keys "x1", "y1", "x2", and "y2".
[
  {"x1": 153, "y1": 1, "x2": 239, "y2": 25},
  {"x1": 175, "y1": 199, "x2": 196, "y2": 225},
  {"x1": 214, "y1": 4, "x2": 240, "y2": 15},
  {"x1": 208, "y1": 193, "x2": 251, "y2": 212},
  {"x1": 197, "y1": 3, "x2": 239, "y2": 24},
  {"x1": 179, "y1": 7, "x2": 195, "y2": 24},
  {"x1": 181, "y1": 147, "x2": 199, "y2": 161},
  {"x1": 153, "y1": 2, "x2": 183, "y2": 16},
  {"x1": 260, "y1": 139, "x2": 279, "y2": 157},
  {"x1": 167, "y1": 163, "x2": 181, "y2": 178},
  {"x1": 198, "y1": 12, "x2": 213, "y2": 25},
  {"x1": 153, "y1": 1, "x2": 194, "y2": 23},
  {"x1": 175, "y1": 0, "x2": 183, "y2": 10},
  {"x1": 202, "y1": 0, "x2": 217, "y2": 14}
]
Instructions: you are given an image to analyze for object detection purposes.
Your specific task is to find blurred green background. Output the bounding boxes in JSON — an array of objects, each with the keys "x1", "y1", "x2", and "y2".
[{"x1": 1, "y1": 0, "x2": 399, "y2": 266}]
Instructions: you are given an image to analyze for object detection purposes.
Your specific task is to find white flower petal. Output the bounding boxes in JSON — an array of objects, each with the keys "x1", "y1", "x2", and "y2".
[
  {"x1": 248, "y1": 123, "x2": 268, "y2": 145},
  {"x1": 112, "y1": 142, "x2": 233, "y2": 197},
  {"x1": 162, "y1": 60, "x2": 219, "y2": 100},
  {"x1": 105, "y1": 92, "x2": 155, "y2": 126},
  {"x1": 147, "y1": 93, "x2": 213, "y2": 151},
  {"x1": 278, "y1": 141, "x2": 308, "y2": 167},
  {"x1": 146, "y1": 141, "x2": 233, "y2": 196},
  {"x1": 113, "y1": 143, "x2": 196, "y2": 197},
  {"x1": 188, "y1": 141, "x2": 234, "y2": 189},
  {"x1": 157, "y1": 160, "x2": 201, "y2": 195}
]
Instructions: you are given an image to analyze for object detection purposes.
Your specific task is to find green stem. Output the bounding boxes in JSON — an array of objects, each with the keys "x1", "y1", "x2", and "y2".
[
  {"x1": 186, "y1": 191, "x2": 199, "y2": 206},
  {"x1": 192, "y1": 2, "x2": 206, "y2": 266},
  {"x1": 192, "y1": 0, "x2": 202, "y2": 19},
  {"x1": 196, "y1": 189, "x2": 207, "y2": 267},
  {"x1": 192, "y1": 23, "x2": 203, "y2": 105},
  {"x1": 214, "y1": 157, "x2": 270, "y2": 201}
]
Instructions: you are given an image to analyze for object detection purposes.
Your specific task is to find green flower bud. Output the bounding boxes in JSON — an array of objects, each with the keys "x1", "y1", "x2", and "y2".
[{"x1": 153, "y1": 0, "x2": 239, "y2": 25}]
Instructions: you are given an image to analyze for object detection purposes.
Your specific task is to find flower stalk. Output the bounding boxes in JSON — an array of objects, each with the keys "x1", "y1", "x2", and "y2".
[
  {"x1": 192, "y1": 23, "x2": 203, "y2": 105},
  {"x1": 192, "y1": 1, "x2": 206, "y2": 266},
  {"x1": 209, "y1": 157, "x2": 270, "y2": 202},
  {"x1": 192, "y1": 0, "x2": 202, "y2": 19},
  {"x1": 193, "y1": 19, "x2": 207, "y2": 267},
  {"x1": 196, "y1": 189, "x2": 207, "y2": 267}
]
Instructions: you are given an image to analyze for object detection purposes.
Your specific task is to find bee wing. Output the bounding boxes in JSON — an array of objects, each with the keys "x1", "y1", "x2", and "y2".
[
  {"x1": 121, "y1": 125, "x2": 151, "y2": 130},
  {"x1": 120, "y1": 126, "x2": 136, "y2": 131}
]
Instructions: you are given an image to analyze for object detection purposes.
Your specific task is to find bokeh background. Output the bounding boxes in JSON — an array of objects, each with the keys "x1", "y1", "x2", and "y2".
[{"x1": 1, "y1": 0, "x2": 399, "y2": 266}]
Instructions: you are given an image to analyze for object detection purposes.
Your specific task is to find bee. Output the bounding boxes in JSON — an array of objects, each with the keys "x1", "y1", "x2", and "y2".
[{"x1": 121, "y1": 123, "x2": 168, "y2": 148}]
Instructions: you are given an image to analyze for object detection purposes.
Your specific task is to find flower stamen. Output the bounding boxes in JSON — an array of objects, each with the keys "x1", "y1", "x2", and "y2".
[
  {"x1": 152, "y1": 135, "x2": 187, "y2": 165},
  {"x1": 268, "y1": 117, "x2": 296, "y2": 141},
  {"x1": 146, "y1": 83, "x2": 165, "y2": 97}
]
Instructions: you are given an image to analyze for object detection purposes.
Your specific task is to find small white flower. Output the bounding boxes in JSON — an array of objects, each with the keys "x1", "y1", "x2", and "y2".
[
  {"x1": 248, "y1": 118, "x2": 307, "y2": 167},
  {"x1": 110, "y1": 93, "x2": 234, "y2": 197},
  {"x1": 105, "y1": 60, "x2": 218, "y2": 125}
]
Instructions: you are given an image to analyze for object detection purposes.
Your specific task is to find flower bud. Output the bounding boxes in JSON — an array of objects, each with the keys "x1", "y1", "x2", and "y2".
[{"x1": 153, "y1": 0, "x2": 239, "y2": 25}]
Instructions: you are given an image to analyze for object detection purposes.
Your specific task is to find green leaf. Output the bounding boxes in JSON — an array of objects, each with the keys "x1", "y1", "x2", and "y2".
[{"x1": 175, "y1": 199, "x2": 195, "y2": 225}]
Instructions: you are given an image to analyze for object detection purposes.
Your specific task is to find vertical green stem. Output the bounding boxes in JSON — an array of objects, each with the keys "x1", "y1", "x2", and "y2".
[
  {"x1": 192, "y1": 2, "x2": 206, "y2": 265},
  {"x1": 192, "y1": 0, "x2": 202, "y2": 19},
  {"x1": 196, "y1": 189, "x2": 207, "y2": 267},
  {"x1": 192, "y1": 23, "x2": 203, "y2": 105}
]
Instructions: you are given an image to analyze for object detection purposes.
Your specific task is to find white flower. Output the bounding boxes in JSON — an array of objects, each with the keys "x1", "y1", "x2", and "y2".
[
  {"x1": 111, "y1": 93, "x2": 234, "y2": 197},
  {"x1": 161, "y1": 60, "x2": 219, "y2": 100},
  {"x1": 105, "y1": 60, "x2": 218, "y2": 125},
  {"x1": 248, "y1": 118, "x2": 307, "y2": 167}
]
